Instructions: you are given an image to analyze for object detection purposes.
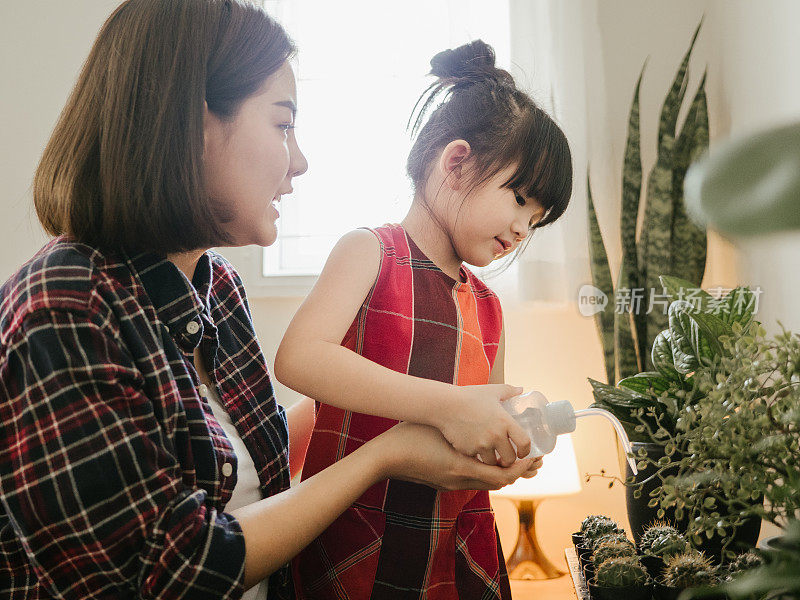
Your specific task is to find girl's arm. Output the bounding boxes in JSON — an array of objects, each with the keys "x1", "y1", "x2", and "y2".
[
  {"x1": 488, "y1": 326, "x2": 506, "y2": 385},
  {"x1": 274, "y1": 230, "x2": 531, "y2": 466},
  {"x1": 232, "y1": 422, "x2": 542, "y2": 589},
  {"x1": 486, "y1": 327, "x2": 540, "y2": 476},
  {"x1": 285, "y1": 396, "x2": 315, "y2": 479}
]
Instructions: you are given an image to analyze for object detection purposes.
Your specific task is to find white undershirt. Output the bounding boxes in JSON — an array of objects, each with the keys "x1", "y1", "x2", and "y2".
[{"x1": 200, "y1": 382, "x2": 268, "y2": 600}]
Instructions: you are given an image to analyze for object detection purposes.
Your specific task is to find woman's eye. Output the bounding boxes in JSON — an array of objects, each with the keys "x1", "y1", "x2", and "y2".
[
  {"x1": 279, "y1": 124, "x2": 295, "y2": 133},
  {"x1": 514, "y1": 192, "x2": 526, "y2": 207}
]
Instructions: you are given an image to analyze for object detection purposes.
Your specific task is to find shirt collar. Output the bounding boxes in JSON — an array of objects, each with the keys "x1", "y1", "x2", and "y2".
[{"x1": 125, "y1": 250, "x2": 214, "y2": 352}]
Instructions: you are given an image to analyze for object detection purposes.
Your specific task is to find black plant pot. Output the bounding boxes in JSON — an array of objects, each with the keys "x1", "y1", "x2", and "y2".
[
  {"x1": 653, "y1": 581, "x2": 681, "y2": 600},
  {"x1": 573, "y1": 531, "x2": 585, "y2": 546},
  {"x1": 625, "y1": 442, "x2": 762, "y2": 562},
  {"x1": 588, "y1": 581, "x2": 652, "y2": 600},
  {"x1": 577, "y1": 543, "x2": 592, "y2": 569},
  {"x1": 583, "y1": 561, "x2": 596, "y2": 583}
]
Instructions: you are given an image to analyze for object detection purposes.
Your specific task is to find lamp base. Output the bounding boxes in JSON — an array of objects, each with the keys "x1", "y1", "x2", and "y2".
[{"x1": 506, "y1": 499, "x2": 566, "y2": 580}]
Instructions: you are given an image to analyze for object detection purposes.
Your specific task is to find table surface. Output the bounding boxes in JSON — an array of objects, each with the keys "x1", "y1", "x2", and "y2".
[
  {"x1": 508, "y1": 550, "x2": 583, "y2": 600},
  {"x1": 509, "y1": 573, "x2": 576, "y2": 599}
]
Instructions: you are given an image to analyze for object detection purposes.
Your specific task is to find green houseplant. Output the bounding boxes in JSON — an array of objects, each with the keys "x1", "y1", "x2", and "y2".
[
  {"x1": 642, "y1": 322, "x2": 800, "y2": 557},
  {"x1": 589, "y1": 21, "x2": 709, "y2": 385},
  {"x1": 587, "y1": 275, "x2": 762, "y2": 546}
]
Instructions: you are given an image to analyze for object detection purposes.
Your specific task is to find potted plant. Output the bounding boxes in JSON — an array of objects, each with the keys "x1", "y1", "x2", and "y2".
[
  {"x1": 712, "y1": 519, "x2": 800, "y2": 600},
  {"x1": 655, "y1": 550, "x2": 720, "y2": 600},
  {"x1": 588, "y1": 537, "x2": 637, "y2": 583},
  {"x1": 638, "y1": 522, "x2": 689, "y2": 578},
  {"x1": 588, "y1": 275, "x2": 762, "y2": 545},
  {"x1": 589, "y1": 556, "x2": 651, "y2": 600},
  {"x1": 643, "y1": 321, "x2": 800, "y2": 559}
]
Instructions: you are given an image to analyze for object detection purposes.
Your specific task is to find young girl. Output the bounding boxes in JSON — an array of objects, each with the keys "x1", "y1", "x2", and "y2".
[{"x1": 275, "y1": 40, "x2": 572, "y2": 599}]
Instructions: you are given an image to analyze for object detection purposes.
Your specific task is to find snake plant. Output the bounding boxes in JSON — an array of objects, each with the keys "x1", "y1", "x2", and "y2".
[{"x1": 589, "y1": 20, "x2": 709, "y2": 384}]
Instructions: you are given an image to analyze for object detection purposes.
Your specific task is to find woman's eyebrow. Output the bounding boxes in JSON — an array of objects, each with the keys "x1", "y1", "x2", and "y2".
[{"x1": 273, "y1": 100, "x2": 297, "y2": 117}]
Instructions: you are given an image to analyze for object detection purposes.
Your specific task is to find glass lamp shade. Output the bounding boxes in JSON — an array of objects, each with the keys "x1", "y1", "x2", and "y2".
[{"x1": 492, "y1": 434, "x2": 582, "y2": 500}]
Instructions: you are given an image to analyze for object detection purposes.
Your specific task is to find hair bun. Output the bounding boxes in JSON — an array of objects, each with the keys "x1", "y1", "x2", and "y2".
[{"x1": 429, "y1": 39, "x2": 498, "y2": 81}]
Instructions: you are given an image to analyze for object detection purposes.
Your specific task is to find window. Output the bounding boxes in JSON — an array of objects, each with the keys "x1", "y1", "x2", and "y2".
[{"x1": 262, "y1": 0, "x2": 512, "y2": 280}]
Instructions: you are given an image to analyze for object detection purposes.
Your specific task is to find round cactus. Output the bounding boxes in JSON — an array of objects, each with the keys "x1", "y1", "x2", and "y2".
[
  {"x1": 638, "y1": 523, "x2": 687, "y2": 558},
  {"x1": 663, "y1": 550, "x2": 719, "y2": 589},
  {"x1": 594, "y1": 556, "x2": 649, "y2": 588},
  {"x1": 580, "y1": 514, "x2": 613, "y2": 534},
  {"x1": 724, "y1": 550, "x2": 763, "y2": 580},
  {"x1": 593, "y1": 540, "x2": 637, "y2": 567},
  {"x1": 583, "y1": 518, "x2": 623, "y2": 548},
  {"x1": 590, "y1": 531, "x2": 631, "y2": 551}
]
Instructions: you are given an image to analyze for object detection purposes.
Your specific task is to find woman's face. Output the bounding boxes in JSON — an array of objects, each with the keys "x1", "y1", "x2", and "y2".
[{"x1": 203, "y1": 61, "x2": 308, "y2": 247}]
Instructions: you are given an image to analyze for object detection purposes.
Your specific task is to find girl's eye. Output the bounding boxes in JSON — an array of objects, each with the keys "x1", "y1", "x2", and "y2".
[
  {"x1": 514, "y1": 191, "x2": 526, "y2": 207},
  {"x1": 279, "y1": 124, "x2": 295, "y2": 133}
]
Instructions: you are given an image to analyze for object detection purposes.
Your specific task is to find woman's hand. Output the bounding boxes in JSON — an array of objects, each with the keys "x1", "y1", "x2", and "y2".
[
  {"x1": 373, "y1": 421, "x2": 541, "y2": 491},
  {"x1": 433, "y1": 384, "x2": 532, "y2": 467}
]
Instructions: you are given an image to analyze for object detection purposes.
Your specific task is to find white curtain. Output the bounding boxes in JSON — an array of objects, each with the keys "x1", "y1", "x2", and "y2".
[{"x1": 488, "y1": 0, "x2": 597, "y2": 306}]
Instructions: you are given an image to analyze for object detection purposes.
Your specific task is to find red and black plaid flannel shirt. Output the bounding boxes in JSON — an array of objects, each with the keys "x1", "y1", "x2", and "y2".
[{"x1": 0, "y1": 237, "x2": 291, "y2": 599}]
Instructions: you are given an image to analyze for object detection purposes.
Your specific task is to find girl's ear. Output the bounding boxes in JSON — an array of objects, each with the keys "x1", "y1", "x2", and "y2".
[{"x1": 438, "y1": 139, "x2": 472, "y2": 191}]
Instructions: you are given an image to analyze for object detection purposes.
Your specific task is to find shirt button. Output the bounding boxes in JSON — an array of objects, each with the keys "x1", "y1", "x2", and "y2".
[
  {"x1": 221, "y1": 462, "x2": 233, "y2": 477},
  {"x1": 198, "y1": 384, "x2": 209, "y2": 398},
  {"x1": 186, "y1": 320, "x2": 200, "y2": 335}
]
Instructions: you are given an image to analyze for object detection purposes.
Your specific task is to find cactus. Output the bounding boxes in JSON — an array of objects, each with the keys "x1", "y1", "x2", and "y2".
[
  {"x1": 638, "y1": 523, "x2": 688, "y2": 558},
  {"x1": 594, "y1": 556, "x2": 650, "y2": 588},
  {"x1": 590, "y1": 531, "x2": 631, "y2": 551},
  {"x1": 663, "y1": 550, "x2": 719, "y2": 589},
  {"x1": 583, "y1": 518, "x2": 623, "y2": 548},
  {"x1": 580, "y1": 514, "x2": 614, "y2": 534},
  {"x1": 724, "y1": 550, "x2": 763, "y2": 580},
  {"x1": 588, "y1": 19, "x2": 708, "y2": 383},
  {"x1": 593, "y1": 540, "x2": 637, "y2": 567}
]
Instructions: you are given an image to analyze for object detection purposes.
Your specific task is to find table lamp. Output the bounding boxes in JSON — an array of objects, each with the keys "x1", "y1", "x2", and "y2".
[{"x1": 491, "y1": 434, "x2": 582, "y2": 580}]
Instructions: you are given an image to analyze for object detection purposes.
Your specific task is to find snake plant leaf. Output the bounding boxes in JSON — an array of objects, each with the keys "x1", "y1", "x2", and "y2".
[
  {"x1": 652, "y1": 330, "x2": 683, "y2": 382},
  {"x1": 658, "y1": 18, "x2": 703, "y2": 149},
  {"x1": 614, "y1": 277, "x2": 641, "y2": 380},
  {"x1": 668, "y1": 301, "x2": 701, "y2": 373},
  {"x1": 640, "y1": 143, "x2": 674, "y2": 360},
  {"x1": 640, "y1": 21, "x2": 705, "y2": 359},
  {"x1": 618, "y1": 371, "x2": 673, "y2": 397},
  {"x1": 670, "y1": 71, "x2": 709, "y2": 286},
  {"x1": 588, "y1": 173, "x2": 616, "y2": 385},
  {"x1": 616, "y1": 62, "x2": 648, "y2": 378}
]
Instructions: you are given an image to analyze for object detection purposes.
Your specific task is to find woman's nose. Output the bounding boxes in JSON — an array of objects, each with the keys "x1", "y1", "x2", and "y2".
[{"x1": 289, "y1": 132, "x2": 308, "y2": 178}]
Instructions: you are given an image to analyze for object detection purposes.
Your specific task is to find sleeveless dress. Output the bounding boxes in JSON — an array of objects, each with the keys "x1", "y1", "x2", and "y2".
[{"x1": 292, "y1": 224, "x2": 511, "y2": 600}]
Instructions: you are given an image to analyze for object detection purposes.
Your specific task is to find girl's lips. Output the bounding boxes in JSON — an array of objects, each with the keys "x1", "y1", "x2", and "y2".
[{"x1": 493, "y1": 237, "x2": 506, "y2": 256}]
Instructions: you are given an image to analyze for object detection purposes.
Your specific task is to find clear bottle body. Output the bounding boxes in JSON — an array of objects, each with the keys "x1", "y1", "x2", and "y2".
[{"x1": 502, "y1": 391, "x2": 559, "y2": 458}]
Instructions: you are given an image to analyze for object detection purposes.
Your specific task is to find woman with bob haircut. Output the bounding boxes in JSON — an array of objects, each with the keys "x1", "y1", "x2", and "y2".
[{"x1": 0, "y1": 1, "x2": 542, "y2": 598}]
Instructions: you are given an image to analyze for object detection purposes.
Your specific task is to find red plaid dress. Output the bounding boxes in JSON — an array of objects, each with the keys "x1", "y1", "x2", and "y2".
[{"x1": 293, "y1": 224, "x2": 511, "y2": 600}]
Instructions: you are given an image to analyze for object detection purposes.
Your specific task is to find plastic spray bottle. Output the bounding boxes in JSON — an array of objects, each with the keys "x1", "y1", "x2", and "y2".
[{"x1": 502, "y1": 391, "x2": 638, "y2": 474}]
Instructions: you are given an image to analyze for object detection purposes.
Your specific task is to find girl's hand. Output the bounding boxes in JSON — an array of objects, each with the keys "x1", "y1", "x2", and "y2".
[
  {"x1": 374, "y1": 422, "x2": 541, "y2": 491},
  {"x1": 435, "y1": 384, "x2": 531, "y2": 467}
]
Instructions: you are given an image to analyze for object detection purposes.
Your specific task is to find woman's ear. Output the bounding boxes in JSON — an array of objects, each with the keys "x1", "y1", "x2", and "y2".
[{"x1": 438, "y1": 139, "x2": 471, "y2": 191}]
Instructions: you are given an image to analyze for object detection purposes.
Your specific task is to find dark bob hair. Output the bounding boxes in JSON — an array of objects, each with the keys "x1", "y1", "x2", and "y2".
[{"x1": 34, "y1": 0, "x2": 295, "y2": 255}]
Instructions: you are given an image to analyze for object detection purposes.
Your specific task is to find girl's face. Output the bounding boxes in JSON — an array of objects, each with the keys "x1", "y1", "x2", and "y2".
[
  {"x1": 448, "y1": 165, "x2": 546, "y2": 267},
  {"x1": 203, "y1": 61, "x2": 308, "y2": 247}
]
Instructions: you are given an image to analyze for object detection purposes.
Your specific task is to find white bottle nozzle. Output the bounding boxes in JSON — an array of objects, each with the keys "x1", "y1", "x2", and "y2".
[{"x1": 544, "y1": 401, "x2": 577, "y2": 435}]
